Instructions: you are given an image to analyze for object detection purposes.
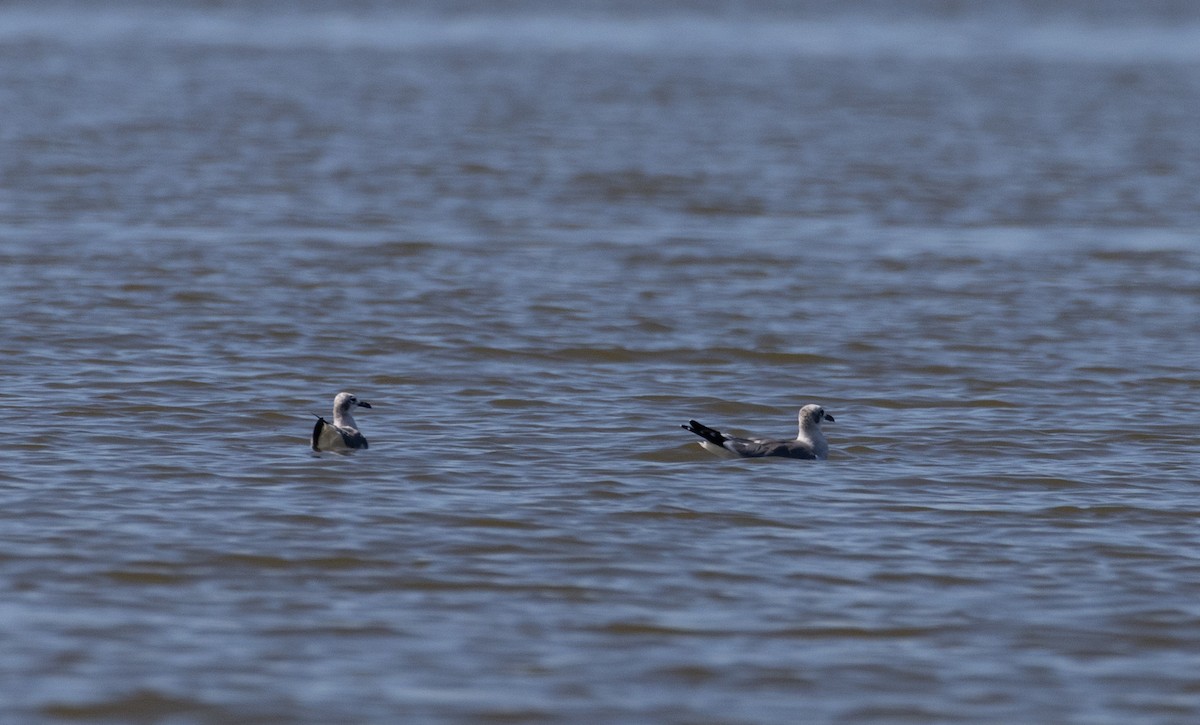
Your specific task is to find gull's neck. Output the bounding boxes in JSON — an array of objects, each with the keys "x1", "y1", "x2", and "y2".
[
  {"x1": 334, "y1": 407, "x2": 358, "y2": 429},
  {"x1": 797, "y1": 420, "x2": 828, "y2": 457}
]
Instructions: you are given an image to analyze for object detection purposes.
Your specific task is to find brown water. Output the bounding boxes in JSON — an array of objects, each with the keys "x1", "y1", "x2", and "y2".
[{"x1": 3, "y1": 2, "x2": 1200, "y2": 723}]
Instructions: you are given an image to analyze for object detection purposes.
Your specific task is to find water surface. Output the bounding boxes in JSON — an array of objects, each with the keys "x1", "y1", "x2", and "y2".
[{"x1": 2, "y1": 2, "x2": 1199, "y2": 723}]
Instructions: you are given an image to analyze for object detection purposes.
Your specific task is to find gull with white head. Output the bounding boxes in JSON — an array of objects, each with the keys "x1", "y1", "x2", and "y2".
[
  {"x1": 681, "y1": 404, "x2": 834, "y2": 460},
  {"x1": 311, "y1": 392, "x2": 373, "y2": 455}
]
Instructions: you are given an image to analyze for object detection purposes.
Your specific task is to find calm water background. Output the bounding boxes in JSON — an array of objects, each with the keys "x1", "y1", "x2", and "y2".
[{"x1": 2, "y1": 1, "x2": 1199, "y2": 723}]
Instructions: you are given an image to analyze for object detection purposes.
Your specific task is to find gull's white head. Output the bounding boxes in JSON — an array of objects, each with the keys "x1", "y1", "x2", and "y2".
[
  {"x1": 333, "y1": 391, "x2": 372, "y2": 424},
  {"x1": 796, "y1": 404, "x2": 833, "y2": 458},
  {"x1": 797, "y1": 404, "x2": 833, "y2": 432}
]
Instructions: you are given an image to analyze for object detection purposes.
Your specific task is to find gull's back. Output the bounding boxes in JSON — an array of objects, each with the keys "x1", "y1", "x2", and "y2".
[{"x1": 312, "y1": 417, "x2": 368, "y2": 453}]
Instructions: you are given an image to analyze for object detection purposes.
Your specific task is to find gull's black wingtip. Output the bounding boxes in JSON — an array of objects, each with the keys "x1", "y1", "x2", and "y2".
[
  {"x1": 682, "y1": 420, "x2": 726, "y2": 447},
  {"x1": 311, "y1": 416, "x2": 327, "y2": 452}
]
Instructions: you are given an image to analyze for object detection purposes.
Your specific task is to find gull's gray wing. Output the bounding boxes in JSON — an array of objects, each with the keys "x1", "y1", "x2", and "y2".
[
  {"x1": 723, "y1": 437, "x2": 817, "y2": 459},
  {"x1": 337, "y1": 427, "x2": 368, "y2": 450},
  {"x1": 683, "y1": 420, "x2": 818, "y2": 459}
]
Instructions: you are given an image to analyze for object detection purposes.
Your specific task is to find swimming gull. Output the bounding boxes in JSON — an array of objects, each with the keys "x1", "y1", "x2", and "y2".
[
  {"x1": 681, "y1": 404, "x2": 834, "y2": 460},
  {"x1": 311, "y1": 391, "x2": 372, "y2": 454}
]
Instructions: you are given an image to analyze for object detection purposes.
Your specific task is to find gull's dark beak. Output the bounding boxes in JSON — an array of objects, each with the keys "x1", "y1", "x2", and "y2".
[
  {"x1": 358, "y1": 401, "x2": 373, "y2": 409},
  {"x1": 823, "y1": 413, "x2": 835, "y2": 423}
]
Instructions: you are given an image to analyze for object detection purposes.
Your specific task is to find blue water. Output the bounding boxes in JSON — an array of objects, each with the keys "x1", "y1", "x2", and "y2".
[{"x1": 2, "y1": 2, "x2": 1199, "y2": 723}]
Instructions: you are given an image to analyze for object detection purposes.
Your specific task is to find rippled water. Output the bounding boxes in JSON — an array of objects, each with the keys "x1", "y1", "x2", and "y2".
[{"x1": 3, "y1": 2, "x2": 1200, "y2": 723}]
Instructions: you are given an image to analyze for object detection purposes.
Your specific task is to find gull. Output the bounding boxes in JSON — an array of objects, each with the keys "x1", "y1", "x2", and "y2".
[
  {"x1": 311, "y1": 392, "x2": 372, "y2": 455},
  {"x1": 682, "y1": 404, "x2": 834, "y2": 460}
]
